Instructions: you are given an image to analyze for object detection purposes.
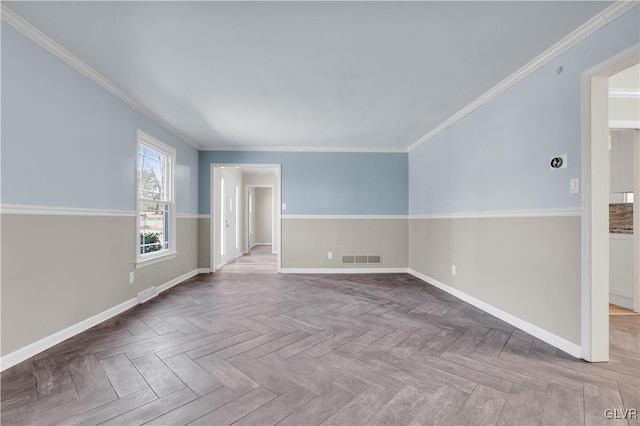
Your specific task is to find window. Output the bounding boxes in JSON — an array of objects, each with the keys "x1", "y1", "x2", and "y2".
[{"x1": 136, "y1": 130, "x2": 176, "y2": 266}]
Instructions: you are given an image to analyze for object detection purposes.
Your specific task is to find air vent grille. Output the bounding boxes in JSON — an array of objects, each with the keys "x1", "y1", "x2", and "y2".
[{"x1": 341, "y1": 254, "x2": 382, "y2": 264}]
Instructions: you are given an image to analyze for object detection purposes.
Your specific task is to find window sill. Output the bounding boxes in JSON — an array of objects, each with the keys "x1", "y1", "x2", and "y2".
[{"x1": 136, "y1": 251, "x2": 177, "y2": 269}]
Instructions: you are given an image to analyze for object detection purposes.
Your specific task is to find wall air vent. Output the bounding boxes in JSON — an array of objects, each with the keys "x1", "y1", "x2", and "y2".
[{"x1": 341, "y1": 255, "x2": 382, "y2": 264}]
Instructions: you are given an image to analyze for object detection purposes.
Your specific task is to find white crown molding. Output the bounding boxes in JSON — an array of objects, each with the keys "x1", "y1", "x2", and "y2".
[
  {"x1": 407, "y1": 1, "x2": 639, "y2": 153},
  {"x1": 200, "y1": 145, "x2": 407, "y2": 153},
  {"x1": 282, "y1": 214, "x2": 408, "y2": 220},
  {"x1": 610, "y1": 120, "x2": 640, "y2": 129},
  {"x1": 609, "y1": 89, "x2": 640, "y2": 98},
  {"x1": 408, "y1": 208, "x2": 582, "y2": 219},
  {"x1": 408, "y1": 269, "x2": 582, "y2": 358},
  {"x1": 1, "y1": 5, "x2": 201, "y2": 151},
  {"x1": 0, "y1": 204, "x2": 136, "y2": 217}
]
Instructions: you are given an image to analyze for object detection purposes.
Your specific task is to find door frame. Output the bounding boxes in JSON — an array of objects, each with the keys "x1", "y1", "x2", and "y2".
[
  {"x1": 210, "y1": 163, "x2": 282, "y2": 272},
  {"x1": 245, "y1": 184, "x2": 276, "y2": 254},
  {"x1": 580, "y1": 43, "x2": 639, "y2": 362},
  {"x1": 220, "y1": 170, "x2": 241, "y2": 266}
]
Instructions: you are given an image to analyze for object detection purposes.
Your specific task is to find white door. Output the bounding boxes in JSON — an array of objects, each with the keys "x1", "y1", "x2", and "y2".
[{"x1": 221, "y1": 173, "x2": 239, "y2": 264}]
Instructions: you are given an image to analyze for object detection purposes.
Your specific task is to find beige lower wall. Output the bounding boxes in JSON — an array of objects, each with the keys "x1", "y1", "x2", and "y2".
[
  {"x1": 1, "y1": 214, "x2": 199, "y2": 356},
  {"x1": 198, "y1": 217, "x2": 211, "y2": 269},
  {"x1": 409, "y1": 216, "x2": 581, "y2": 345},
  {"x1": 282, "y1": 218, "x2": 408, "y2": 269}
]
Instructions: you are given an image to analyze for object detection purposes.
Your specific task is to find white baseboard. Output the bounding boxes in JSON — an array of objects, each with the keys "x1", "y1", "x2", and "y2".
[
  {"x1": 281, "y1": 267, "x2": 409, "y2": 274},
  {"x1": 610, "y1": 293, "x2": 634, "y2": 310},
  {"x1": 197, "y1": 268, "x2": 212, "y2": 274},
  {"x1": 407, "y1": 269, "x2": 582, "y2": 358},
  {"x1": 0, "y1": 297, "x2": 137, "y2": 372},
  {"x1": 0, "y1": 268, "x2": 203, "y2": 372}
]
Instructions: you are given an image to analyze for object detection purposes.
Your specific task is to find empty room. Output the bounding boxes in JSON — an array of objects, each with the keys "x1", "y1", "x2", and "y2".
[{"x1": 1, "y1": 1, "x2": 639, "y2": 425}]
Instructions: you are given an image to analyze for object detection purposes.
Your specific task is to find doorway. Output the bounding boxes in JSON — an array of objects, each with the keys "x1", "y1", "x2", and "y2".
[
  {"x1": 220, "y1": 170, "x2": 240, "y2": 265},
  {"x1": 210, "y1": 164, "x2": 282, "y2": 272},
  {"x1": 581, "y1": 44, "x2": 639, "y2": 362},
  {"x1": 245, "y1": 185, "x2": 275, "y2": 254}
]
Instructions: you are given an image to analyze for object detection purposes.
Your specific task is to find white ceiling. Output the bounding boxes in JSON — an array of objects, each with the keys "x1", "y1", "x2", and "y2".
[{"x1": 5, "y1": 1, "x2": 613, "y2": 151}]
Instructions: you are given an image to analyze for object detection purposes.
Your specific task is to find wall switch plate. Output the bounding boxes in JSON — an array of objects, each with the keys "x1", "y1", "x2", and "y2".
[
  {"x1": 282, "y1": 203, "x2": 287, "y2": 211},
  {"x1": 451, "y1": 265, "x2": 456, "y2": 275},
  {"x1": 129, "y1": 272, "x2": 135, "y2": 284},
  {"x1": 570, "y1": 178, "x2": 579, "y2": 194},
  {"x1": 328, "y1": 251, "x2": 333, "y2": 260}
]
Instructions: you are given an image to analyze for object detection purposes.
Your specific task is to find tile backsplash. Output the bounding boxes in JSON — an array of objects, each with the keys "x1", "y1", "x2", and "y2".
[{"x1": 610, "y1": 203, "x2": 633, "y2": 233}]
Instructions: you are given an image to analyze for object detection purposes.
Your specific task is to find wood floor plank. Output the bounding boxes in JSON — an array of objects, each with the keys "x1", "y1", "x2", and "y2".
[
  {"x1": 189, "y1": 386, "x2": 275, "y2": 425},
  {"x1": 496, "y1": 383, "x2": 546, "y2": 426},
  {"x1": 583, "y1": 382, "x2": 628, "y2": 426},
  {"x1": 55, "y1": 388, "x2": 158, "y2": 426},
  {"x1": 146, "y1": 387, "x2": 236, "y2": 426},
  {"x1": 99, "y1": 354, "x2": 149, "y2": 398},
  {"x1": 67, "y1": 354, "x2": 112, "y2": 398},
  {"x1": 131, "y1": 353, "x2": 186, "y2": 397},
  {"x1": 233, "y1": 386, "x2": 316, "y2": 426},
  {"x1": 452, "y1": 384, "x2": 507, "y2": 426},
  {"x1": 100, "y1": 387, "x2": 197, "y2": 425},
  {"x1": 366, "y1": 385, "x2": 432, "y2": 426},
  {"x1": 163, "y1": 353, "x2": 224, "y2": 396},
  {"x1": 278, "y1": 385, "x2": 355, "y2": 426},
  {"x1": 411, "y1": 385, "x2": 470, "y2": 426},
  {"x1": 541, "y1": 384, "x2": 584, "y2": 425},
  {"x1": 195, "y1": 353, "x2": 260, "y2": 396}
]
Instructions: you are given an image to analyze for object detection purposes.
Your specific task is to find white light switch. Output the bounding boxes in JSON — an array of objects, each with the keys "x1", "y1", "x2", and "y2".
[
  {"x1": 129, "y1": 272, "x2": 135, "y2": 284},
  {"x1": 570, "y1": 178, "x2": 579, "y2": 194},
  {"x1": 328, "y1": 252, "x2": 333, "y2": 260},
  {"x1": 282, "y1": 203, "x2": 287, "y2": 211}
]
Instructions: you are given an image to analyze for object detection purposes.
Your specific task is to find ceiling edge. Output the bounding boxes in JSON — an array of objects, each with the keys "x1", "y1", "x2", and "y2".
[
  {"x1": 406, "y1": 0, "x2": 639, "y2": 153},
  {"x1": 200, "y1": 145, "x2": 409, "y2": 153},
  {"x1": 1, "y1": 4, "x2": 203, "y2": 151}
]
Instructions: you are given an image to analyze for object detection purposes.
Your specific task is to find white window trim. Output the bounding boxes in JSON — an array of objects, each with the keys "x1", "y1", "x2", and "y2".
[{"x1": 135, "y1": 129, "x2": 177, "y2": 268}]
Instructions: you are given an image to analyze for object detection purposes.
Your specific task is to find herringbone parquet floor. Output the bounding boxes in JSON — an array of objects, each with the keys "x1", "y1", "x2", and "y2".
[{"x1": 2, "y1": 258, "x2": 639, "y2": 425}]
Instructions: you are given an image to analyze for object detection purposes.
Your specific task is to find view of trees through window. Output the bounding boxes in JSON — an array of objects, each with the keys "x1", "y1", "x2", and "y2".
[{"x1": 138, "y1": 143, "x2": 170, "y2": 255}]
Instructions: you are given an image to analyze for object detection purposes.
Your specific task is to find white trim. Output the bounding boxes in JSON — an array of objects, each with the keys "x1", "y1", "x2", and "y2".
[
  {"x1": 136, "y1": 130, "x2": 177, "y2": 266},
  {"x1": 408, "y1": 269, "x2": 582, "y2": 358},
  {"x1": 581, "y1": 44, "x2": 640, "y2": 362},
  {"x1": 281, "y1": 268, "x2": 409, "y2": 274},
  {"x1": 197, "y1": 268, "x2": 212, "y2": 274},
  {"x1": 407, "y1": 1, "x2": 637, "y2": 153},
  {"x1": 610, "y1": 288, "x2": 634, "y2": 299},
  {"x1": 0, "y1": 298, "x2": 137, "y2": 372},
  {"x1": 135, "y1": 251, "x2": 177, "y2": 269},
  {"x1": 0, "y1": 268, "x2": 205, "y2": 372},
  {"x1": 176, "y1": 214, "x2": 205, "y2": 219},
  {"x1": 609, "y1": 89, "x2": 640, "y2": 99},
  {"x1": 0, "y1": 5, "x2": 200, "y2": 151},
  {"x1": 609, "y1": 120, "x2": 640, "y2": 129},
  {"x1": 199, "y1": 145, "x2": 406, "y2": 153},
  {"x1": 282, "y1": 215, "x2": 407, "y2": 220},
  {"x1": 409, "y1": 208, "x2": 581, "y2": 219},
  {"x1": 0, "y1": 204, "x2": 136, "y2": 217}
]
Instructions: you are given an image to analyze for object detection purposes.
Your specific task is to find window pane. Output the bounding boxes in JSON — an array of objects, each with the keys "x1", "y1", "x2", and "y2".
[
  {"x1": 139, "y1": 201, "x2": 167, "y2": 254},
  {"x1": 138, "y1": 144, "x2": 168, "y2": 201}
]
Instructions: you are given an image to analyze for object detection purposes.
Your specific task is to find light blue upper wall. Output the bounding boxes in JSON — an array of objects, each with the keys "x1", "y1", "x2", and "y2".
[
  {"x1": 1, "y1": 24, "x2": 199, "y2": 214},
  {"x1": 199, "y1": 151, "x2": 408, "y2": 215},
  {"x1": 409, "y1": 6, "x2": 639, "y2": 215}
]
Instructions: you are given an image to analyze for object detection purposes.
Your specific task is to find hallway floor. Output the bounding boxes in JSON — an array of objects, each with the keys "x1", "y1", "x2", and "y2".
[{"x1": 219, "y1": 245, "x2": 278, "y2": 274}]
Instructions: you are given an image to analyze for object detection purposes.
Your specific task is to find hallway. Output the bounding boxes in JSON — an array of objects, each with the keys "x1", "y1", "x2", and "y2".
[{"x1": 220, "y1": 245, "x2": 278, "y2": 274}]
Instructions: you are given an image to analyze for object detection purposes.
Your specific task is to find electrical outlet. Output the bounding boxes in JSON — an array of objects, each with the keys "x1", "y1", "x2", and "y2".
[
  {"x1": 328, "y1": 251, "x2": 333, "y2": 260},
  {"x1": 129, "y1": 272, "x2": 135, "y2": 284},
  {"x1": 451, "y1": 265, "x2": 456, "y2": 275}
]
